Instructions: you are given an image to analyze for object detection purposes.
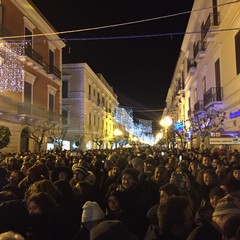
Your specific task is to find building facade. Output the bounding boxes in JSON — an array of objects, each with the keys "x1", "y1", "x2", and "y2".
[
  {"x1": 62, "y1": 63, "x2": 119, "y2": 150},
  {"x1": 162, "y1": 0, "x2": 240, "y2": 149},
  {"x1": 0, "y1": 0, "x2": 65, "y2": 153}
]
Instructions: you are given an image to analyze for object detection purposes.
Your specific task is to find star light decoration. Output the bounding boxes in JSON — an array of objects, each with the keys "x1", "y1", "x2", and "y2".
[{"x1": 0, "y1": 41, "x2": 24, "y2": 92}]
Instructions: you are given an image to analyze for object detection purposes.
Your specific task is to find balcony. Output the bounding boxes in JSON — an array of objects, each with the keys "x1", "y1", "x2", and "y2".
[
  {"x1": 203, "y1": 87, "x2": 223, "y2": 108},
  {"x1": 201, "y1": 12, "x2": 220, "y2": 42},
  {"x1": 193, "y1": 40, "x2": 206, "y2": 60},
  {"x1": 194, "y1": 100, "x2": 205, "y2": 114},
  {"x1": 187, "y1": 58, "x2": 197, "y2": 74},
  {"x1": 17, "y1": 103, "x2": 60, "y2": 122}
]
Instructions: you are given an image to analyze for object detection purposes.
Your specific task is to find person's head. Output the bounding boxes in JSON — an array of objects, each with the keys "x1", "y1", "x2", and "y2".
[
  {"x1": 81, "y1": 201, "x2": 105, "y2": 230},
  {"x1": 232, "y1": 164, "x2": 240, "y2": 181},
  {"x1": 131, "y1": 157, "x2": 144, "y2": 173},
  {"x1": 0, "y1": 231, "x2": 25, "y2": 240},
  {"x1": 212, "y1": 194, "x2": 240, "y2": 233},
  {"x1": 8, "y1": 170, "x2": 24, "y2": 185},
  {"x1": 157, "y1": 196, "x2": 194, "y2": 239},
  {"x1": 74, "y1": 166, "x2": 89, "y2": 182},
  {"x1": 159, "y1": 183, "x2": 180, "y2": 205},
  {"x1": 27, "y1": 192, "x2": 58, "y2": 215},
  {"x1": 107, "y1": 190, "x2": 125, "y2": 212},
  {"x1": 203, "y1": 169, "x2": 216, "y2": 186},
  {"x1": 121, "y1": 169, "x2": 138, "y2": 190},
  {"x1": 202, "y1": 155, "x2": 212, "y2": 167},
  {"x1": 154, "y1": 165, "x2": 168, "y2": 183},
  {"x1": 209, "y1": 187, "x2": 226, "y2": 208}
]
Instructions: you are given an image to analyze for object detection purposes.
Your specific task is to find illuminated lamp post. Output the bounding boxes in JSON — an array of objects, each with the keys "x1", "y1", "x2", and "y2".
[
  {"x1": 160, "y1": 116, "x2": 173, "y2": 149},
  {"x1": 113, "y1": 128, "x2": 122, "y2": 148}
]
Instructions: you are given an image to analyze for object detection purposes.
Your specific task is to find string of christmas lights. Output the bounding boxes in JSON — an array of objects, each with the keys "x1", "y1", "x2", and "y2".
[{"x1": 0, "y1": 42, "x2": 24, "y2": 92}]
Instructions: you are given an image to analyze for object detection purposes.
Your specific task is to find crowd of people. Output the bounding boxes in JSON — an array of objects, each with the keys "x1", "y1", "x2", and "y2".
[{"x1": 0, "y1": 145, "x2": 240, "y2": 240}]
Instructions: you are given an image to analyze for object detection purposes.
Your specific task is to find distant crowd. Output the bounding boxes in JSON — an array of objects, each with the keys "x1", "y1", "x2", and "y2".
[{"x1": 0, "y1": 145, "x2": 240, "y2": 240}]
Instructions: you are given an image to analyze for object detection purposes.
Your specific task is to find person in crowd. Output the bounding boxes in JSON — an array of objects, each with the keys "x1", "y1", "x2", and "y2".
[
  {"x1": 73, "y1": 201, "x2": 105, "y2": 240},
  {"x1": 0, "y1": 200, "x2": 29, "y2": 238},
  {"x1": 222, "y1": 214, "x2": 240, "y2": 240},
  {"x1": 90, "y1": 220, "x2": 139, "y2": 240},
  {"x1": 116, "y1": 168, "x2": 151, "y2": 239},
  {"x1": 0, "y1": 231, "x2": 25, "y2": 240},
  {"x1": 105, "y1": 190, "x2": 136, "y2": 235},
  {"x1": 221, "y1": 164, "x2": 240, "y2": 194},
  {"x1": 8, "y1": 170, "x2": 24, "y2": 186},
  {"x1": 196, "y1": 169, "x2": 220, "y2": 206},
  {"x1": 146, "y1": 183, "x2": 180, "y2": 226},
  {"x1": 195, "y1": 186, "x2": 226, "y2": 225},
  {"x1": 212, "y1": 194, "x2": 240, "y2": 235},
  {"x1": 0, "y1": 167, "x2": 9, "y2": 191},
  {"x1": 49, "y1": 165, "x2": 73, "y2": 183},
  {"x1": 24, "y1": 179, "x2": 62, "y2": 204},
  {"x1": 26, "y1": 191, "x2": 78, "y2": 240},
  {"x1": 69, "y1": 166, "x2": 90, "y2": 188},
  {"x1": 157, "y1": 196, "x2": 195, "y2": 240},
  {"x1": 170, "y1": 166, "x2": 200, "y2": 214},
  {"x1": 145, "y1": 165, "x2": 169, "y2": 204},
  {"x1": 18, "y1": 163, "x2": 48, "y2": 194}
]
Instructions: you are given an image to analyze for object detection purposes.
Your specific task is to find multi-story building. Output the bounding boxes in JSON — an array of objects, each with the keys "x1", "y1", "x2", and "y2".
[
  {"x1": 0, "y1": 0, "x2": 65, "y2": 153},
  {"x1": 162, "y1": 0, "x2": 240, "y2": 149},
  {"x1": 62, "y1": 63, "x2": 119, "y2": 150}
]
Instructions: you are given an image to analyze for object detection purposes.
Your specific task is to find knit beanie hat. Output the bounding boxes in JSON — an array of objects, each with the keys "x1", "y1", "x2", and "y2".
[
  {"x1": 212, "y1": 194, "x2": 240, "y2": 217},
  {"x1": 81, "y1": 201, "x2": 105, "y2": 223},
  {"x1": 121, "y1": 168, "x2": 138, "y2": 181},
  {"x1": 75, "y1": 166, "x2": 89, "y2": 176}
]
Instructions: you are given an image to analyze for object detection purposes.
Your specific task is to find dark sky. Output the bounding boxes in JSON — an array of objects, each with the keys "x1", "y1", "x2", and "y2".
[{"x1": 32, "y1": 0, "x2": 194, "y2": 123}]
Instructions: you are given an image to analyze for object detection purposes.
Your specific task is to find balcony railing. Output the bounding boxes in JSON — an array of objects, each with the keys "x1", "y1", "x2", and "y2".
[
  {"x1": 24, "y1": 46, "x2": 61, "y2": 79},
  {"x1": 203, "y1": 87, "x2": 223, "y2": 107},
  {"x1": 194, "y1": 100, "x2": 205, "y2": 113},
  {"x1": 17, "y1": 103, "x2": 60, "y2": 122},
  {"x1": 202, "y1": 12, "x2": 220, "y2": 41},
  {"x1": 187, "y1": 58, "x2": 197, "y2": 73},
  {"x1": 193, "y1": 40, "x2": 206, "y2": 60}
]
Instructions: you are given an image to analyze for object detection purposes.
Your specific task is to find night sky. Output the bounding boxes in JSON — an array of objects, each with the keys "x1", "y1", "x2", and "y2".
[{"x1": 31, "y1": 0, "x2": 194, "y2": 125}]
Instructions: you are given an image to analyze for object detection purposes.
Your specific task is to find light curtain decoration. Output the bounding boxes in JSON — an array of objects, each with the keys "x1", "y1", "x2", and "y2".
[{"x1": 0, "y1": 41, "x2": 24, "y2": 92}]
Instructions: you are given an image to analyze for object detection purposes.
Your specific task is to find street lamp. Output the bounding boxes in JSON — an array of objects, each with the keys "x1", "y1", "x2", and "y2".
[
  {"x1": 113, "y1": 128, "x2": 122, "y2": 148},
  {"x1": 160, "y1": 116, "x2": 173, "y2": 128},
  {"x1": 159, "y1": 116, "x2": 173, "y2": 149}
]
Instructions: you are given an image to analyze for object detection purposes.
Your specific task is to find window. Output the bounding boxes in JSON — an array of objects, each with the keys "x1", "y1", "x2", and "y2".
[
  {"x1": 89, "y1": 112, "x2": 92, "y2": 125},
  {"x1": 47, "y1": 85, "x2": 57, "y2": 112},
  {"x1": 88, "y1": 84, "x2": 91, "y2": 100},
  {"x1": 215, "y1": 58, "x2": 222, "y2": 101},
  {"x1": 24, "y1": 71, "x2": 36, "y2": 106},
  {"x1": 49, "y1": 94, "x2": 54, "y2": 112},
  {"x1": 62, "y1": 81, "x2": 68, "y2": 98},
  {"x1": 62, "y1": 109, "x2": 68, "y2": 125},
  {"x1": 235, "y1": 31, "x2": 240, "y2": 75},
  {"x1": 202, "y1": 77, "x2": 206, "y2": 94}
]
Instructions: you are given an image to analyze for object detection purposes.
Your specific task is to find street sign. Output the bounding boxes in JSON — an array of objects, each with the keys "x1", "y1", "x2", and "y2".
[{"x1": 210, "y1": 137, "x2": 240, "y2": 145}]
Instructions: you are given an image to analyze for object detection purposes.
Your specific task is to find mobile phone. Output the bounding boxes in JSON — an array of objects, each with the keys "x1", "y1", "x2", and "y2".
[
  {"x1": 161, "y1": 152, "x2": 165, "y2": 156},
  {"x1": 179, "y1": 155, "x2": 182, "y2": 161}
]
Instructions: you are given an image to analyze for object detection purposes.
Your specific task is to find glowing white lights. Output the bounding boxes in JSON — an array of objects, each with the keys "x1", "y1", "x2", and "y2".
[{"x1": 0, "y1": 42, "x2": 24, "y2": 92}]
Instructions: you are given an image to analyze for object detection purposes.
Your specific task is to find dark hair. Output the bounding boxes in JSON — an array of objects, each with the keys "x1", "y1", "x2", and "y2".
[{"x1": 157, "y1": 196, "x2": 192, "y2": 234}]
